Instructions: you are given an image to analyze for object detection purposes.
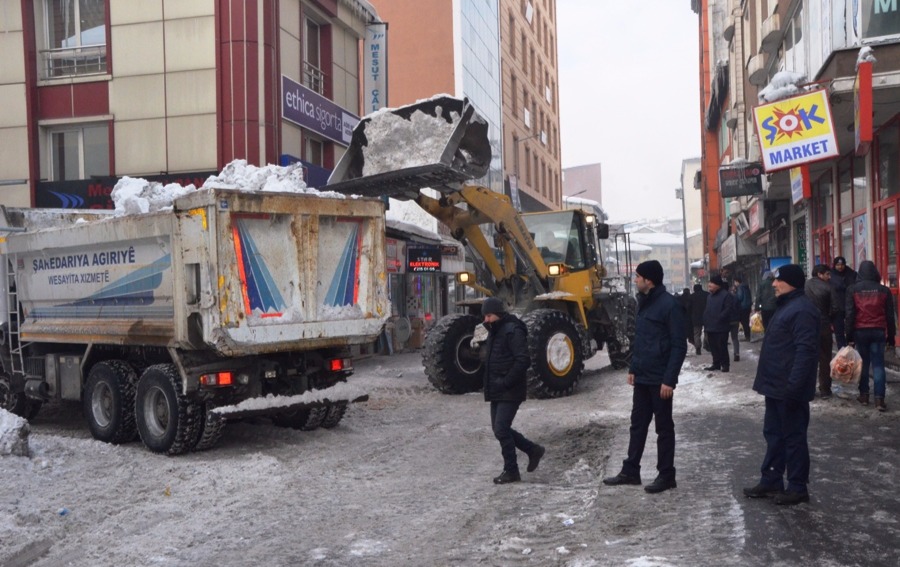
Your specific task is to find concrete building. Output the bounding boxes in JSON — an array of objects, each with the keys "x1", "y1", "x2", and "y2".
[{"x1": 562, "y1": 163, "x2": 602, "y2": 205}]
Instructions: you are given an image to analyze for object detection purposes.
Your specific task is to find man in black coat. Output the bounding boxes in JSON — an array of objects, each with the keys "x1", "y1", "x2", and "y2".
[
  {"x1": 805, "y1": 264, "x2": 839, "y2": 399},
  {"x1": 603, "y1": 260, "x2": 687, "y2": 494},
  {"x1": 678, "y1": 288, "x2": 693, "y2": 349},
  {"x1": 743, "y1": 264, "x2": 820, "y2": 505},
  {"x1": 689, "y1": 283, "x2": 708, "y2": 355},
  {"x1": 481, "y1": 297, "x2": 544, "y2": 484},
  {"x1": 830, "y1": 256, "x2": 858, "y2": 348},
  {"x1": 703, "y1": 273, "x2": 738, "y2": 372}
]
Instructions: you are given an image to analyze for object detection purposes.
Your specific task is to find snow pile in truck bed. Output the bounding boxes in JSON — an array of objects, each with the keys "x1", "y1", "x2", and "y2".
[
  {"x1": 111, "y1": 160, "x2": 350, "y2": 216},
  {"x1": 361, "y1": 104, "x2": 459, "y2": 176}
]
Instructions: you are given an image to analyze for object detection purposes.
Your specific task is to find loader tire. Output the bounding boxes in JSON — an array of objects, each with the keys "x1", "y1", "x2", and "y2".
[
  {"x1": 320, "y1": 401, "x2": 348, "y2": 429},
  {"x1": 83, "y1": 360, "x2": 138, "y2": 444},
  {"x1": 607, "y1": 296, "x2": 637, "y2": 370},
  {"x1": 0, "y1": 372, "x2": 31, "y2": 418},
  {"x1": 191, "y1": 403, "x2": 226, "y2": 452},
  {"x1": 423, "y1": 313, "x2": 483, "y2": 394},
  {"x1": 522, "y1": 309, "x2": 584, "y2": 399},
  {"x1": 135, "y1": 364, "x2": 201, "y2": 455}
]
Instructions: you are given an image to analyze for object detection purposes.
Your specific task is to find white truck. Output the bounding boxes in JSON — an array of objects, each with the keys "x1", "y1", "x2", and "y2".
[{"x1": 0, "y1": 186, "x2": 389, "y2": 454}]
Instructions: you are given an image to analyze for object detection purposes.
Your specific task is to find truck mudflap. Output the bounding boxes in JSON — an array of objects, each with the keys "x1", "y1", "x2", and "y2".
[
  {"x1": 209, "y1": 382, "x2": 369, "y2": 421},
  {"x1": 327, "y1": 95, "x2": 491, "y2": 199}
]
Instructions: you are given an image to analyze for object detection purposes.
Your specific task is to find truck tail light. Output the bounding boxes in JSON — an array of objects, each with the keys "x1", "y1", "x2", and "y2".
[
  {"x1": 327, "y1": 358, "x2": 352, "y2": 372},
  {"x1": 200, "y1": 371, "x2": 234, "y2": 387}
]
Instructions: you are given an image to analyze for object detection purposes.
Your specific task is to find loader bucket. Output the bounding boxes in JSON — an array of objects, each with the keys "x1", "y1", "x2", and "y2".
[{"x1": 327, "y1": 95, "x2": 491, "y2": 199}]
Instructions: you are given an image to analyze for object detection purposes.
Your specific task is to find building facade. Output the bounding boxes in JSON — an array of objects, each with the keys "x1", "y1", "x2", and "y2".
[{"x1": 562, "y1": 163, "x2": 601, "y2": 204}]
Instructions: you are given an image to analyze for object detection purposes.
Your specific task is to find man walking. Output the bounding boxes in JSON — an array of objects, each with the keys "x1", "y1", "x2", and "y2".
[
  {"x1": 756, "y1": 270, "x2": 777, "y2": 331},
  {"x1": 830, "y1": 257, "x2": 858, "y2": 349},
  {"x1": 480, "y1": 296, "x2": 544, "y2": 484},
  {"x1": 603, "y1": 260, "x2": 687, "y2": 494},
  {"x1": 703, "y1": 274, "x2": 738, "y2": 372},
  {"x1": 689, "y1": 283, "x2": 708, "y2": 356},
  {"x1": 734, "y1": 276, "x2": 754, "y2": 341},
  {"x1": 805, "y1": 265, "x2": 839, "y2": 399},
  {"x1": 743, "y1": 264, "x2": 819, "y2": 505}
]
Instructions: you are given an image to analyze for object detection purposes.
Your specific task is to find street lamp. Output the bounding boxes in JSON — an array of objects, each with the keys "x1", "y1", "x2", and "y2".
[{"x1": 675, "y1": 187, "x2": 690, "y2": 288}]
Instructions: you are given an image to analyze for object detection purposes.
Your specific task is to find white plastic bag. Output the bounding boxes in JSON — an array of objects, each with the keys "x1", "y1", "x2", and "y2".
[{"x1": 830, "y1": 346, "x2": 862, "y2": 384}]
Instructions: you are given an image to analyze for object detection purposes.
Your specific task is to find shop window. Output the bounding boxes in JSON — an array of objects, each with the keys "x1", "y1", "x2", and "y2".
[
  {"x1": 813, "y1": 173, "x2": 833, "y2": 229},
  {"x1": 861, "y1": 0, "x2": 900, "y2": 40},
  {"x1": 841, "y1": 219, "x2": 853, "y2": 260},
  {"x1": 838, "y1": 158, "x2": 853, "y2": 218},
  {"x1": 40, "y1": 0, "x2": 108, "y2": 79},
  {"x1": 853, "y1": 156, "x2": 868, "y2": 213},
  {"x1": 44, "y1": 122, "x2": 109, "y2": 181},
  {"x1": 877, "y1": 122, "x2": 900, "y2": 201}
]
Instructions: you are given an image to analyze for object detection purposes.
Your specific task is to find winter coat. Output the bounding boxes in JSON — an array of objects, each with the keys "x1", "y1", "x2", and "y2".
[
  {"x1": 735, "y1": 283, "x2": 753, "y2": 310},
  {"x1": 830, "y1": 266, "x2": 858, "y2": 312},
  {"x1": 753, "y1": 289, "x2": 820, "y2": 402},
  {"x1": 756, "y1": 276, "x2": 777, "y2": 312},
  {"x1": 482, "y1": 313, "x2": 530, "y2": 402},
  {"x1": 689, "y1": 286, "x2": 708, "y2": 324},
  {"x1": 678, "y1": 290, "x2": 693, "y2": 331},
  {"x1": 845, "y1": 261, "x2": 896, "y2": 344},
  {"x1": 703, "y1": 288, "x2": 739, "y2": 333},
  {"x1": 804, "y1": 276, "x2": 839, "y2": 326},
  {"x1": 629, "y1": 285, "x2": 687, "y2": 388}
]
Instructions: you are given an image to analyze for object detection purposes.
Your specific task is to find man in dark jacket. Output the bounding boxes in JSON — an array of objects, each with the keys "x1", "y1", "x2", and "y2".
[
  {"x1": 703, "y1": 273, "x2": 739, "y2": 372},
  {"x1": 805, "y1": 265, "x2": 839, "y2": 399},
  {"x1": 744, "y1": 264, "x2": 820, "y2": 505},
  {"x1": 846, "y1": 260, "x2": 896, "y2": 412},
  {"x1": 756, "y1": 270, "x2": 777, "y2": 330},
  {"x1": 679, "y1": 288, "x2": 693, "y2": 350},
  {"x1": 689, "y1": 283, "x2": 708, "y2": 355},
  {"x1": 603, "y1": 260, "x2": 687, "y2": 494},
  {"x1": 830, "y1": 256, "x2": 858, "y2": 348},
  {"x1": 734, "y1": 276, "x2": 753, "y2": 341},
  {"x1": 481, "y1": 296, "x2": 544, "y2": 484}
]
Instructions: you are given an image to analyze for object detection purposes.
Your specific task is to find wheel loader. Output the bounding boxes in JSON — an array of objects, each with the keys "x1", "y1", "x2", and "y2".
[{"x1": 328, "y1": 96, "x2": 636, "y2": 398}]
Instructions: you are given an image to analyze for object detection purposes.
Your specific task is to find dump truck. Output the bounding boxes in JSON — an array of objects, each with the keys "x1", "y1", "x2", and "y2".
[
  {"x1": 328, "y1": 96, "x2": 636, "y2": 398},
  {"x1": 0, "y1": 185, "x2": 388, "y2": 454}
]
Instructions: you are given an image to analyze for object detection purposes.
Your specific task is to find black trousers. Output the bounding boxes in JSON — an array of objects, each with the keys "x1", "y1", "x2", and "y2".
[
  {"x1": 707, "y1": 331, "x2": 730, "y2": 370},
  {"x1": 817, "y1": 325, "x2": 833, "y2": 394},
  {"x1": 832, "y1": 310, "x2": 847, "y2": 349},
  {"x1": 759, "y1": 396, "x2": 810, "y2": 494},
  {"x1": 490, "y1": 401, "x2": 536, "y2": 473},
  {"x1": 621, "y1": 383, "x2": 675, "y2": 481},
  {"x1": 739, "y1": 307, "x2": 752, "y2": 340}
]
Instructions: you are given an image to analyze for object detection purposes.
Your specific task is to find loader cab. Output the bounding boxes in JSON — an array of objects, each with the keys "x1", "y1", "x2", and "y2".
[{"x1": 523, "y1": 210, "x2": 602, "y2": 271}]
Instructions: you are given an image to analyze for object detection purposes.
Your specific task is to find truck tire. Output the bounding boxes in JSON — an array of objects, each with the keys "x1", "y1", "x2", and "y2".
[
  {"x1": 0, "y1": 373, "x2": 32, "y2": 418},
  {"x1": 271, "y1": 406, "x2": 328, "y2": 430},
  {"x1": 83, "y1": 360, "x2": 138, "y2": 444},
  {"x1": 191, "y1": 403, "x2": 226, "y2": 451},
  {"x1": 607, "y1": 296, "x2": 637, "y2": 370},
  {"x1": 423, "y1": 313, "x2": 483, "y2": 394},
  {"x1": 522, "y1": 309, "x2": 585, "y2": 398},
  {"x1": 320, "y1": 401, "x2": 348, "y2": 428},
  {"x1": 135, "y1": 364, "x2": 200, "y2": 455}
]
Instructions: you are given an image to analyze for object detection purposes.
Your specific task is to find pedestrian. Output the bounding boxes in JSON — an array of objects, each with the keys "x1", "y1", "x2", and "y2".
[
  {"x1": 480, "y1": 296, "x2": 544, "y2": 484},
  {"x1": 603, "y1": 260, "x2": 687, "y2": 494},
  {"x1": 805, "y1": 265, "x2": 839, "y2": 399},
  {"x1": 703, "y1": 273, "x2": 738, "y2": 372},
  {"x1": 830, "y1": 256, "x2": 858, "y2": 349},
  {"x1": 845, "y1": 260, "x2": 896, "y2": 412},
  {"x1": 756, "y1": 270, "x2": 777, "y2": 331},
  {"x1": 689, "y1": 282, "x2": 708, "y2": 356},
  {"x1": 743, "y1": 264, "x2": 820, "y2": 505},
  {"x1": 679, "y1": 287, "x2": 693, "y2": 351},
  {"x1": 734, "y1": 275, "x2": 754, "y2": 341}
]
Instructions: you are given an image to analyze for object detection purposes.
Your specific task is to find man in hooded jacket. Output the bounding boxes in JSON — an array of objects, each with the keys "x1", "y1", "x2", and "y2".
[{"x1": 481, "y1": 297, "x2": 544, "y2": 484}]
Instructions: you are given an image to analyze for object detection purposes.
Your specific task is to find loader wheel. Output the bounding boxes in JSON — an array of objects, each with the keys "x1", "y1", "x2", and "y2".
[
  {"x1": 191, "y1": 403, "x2": 226, "y2": 451},
  {"x1": 607, "y1": 296, "x2": 637, "y2": 370},
  {"x1": 522, "y1": 309, "x2": 584, "y2": 398},
  {"x1": 320, "y1": 401, "x2": 348, "y2": 429},
  {"x1": 0, "y1": 373, "x2": 31, "y2": 418},
  {"x1": 83, "y1": 360, "x2": 138, "y2": 444},
  {"x1": 135, "y1": 364, "x2": 201, "y2": 455},
  {"x1": 422, "y1": 314, "x2": 483, "y2": 394}
]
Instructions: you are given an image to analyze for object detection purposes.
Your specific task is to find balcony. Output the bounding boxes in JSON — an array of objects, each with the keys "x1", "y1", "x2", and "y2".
[
  {"x1": 40, "y1": 45, "x2": 107, "y2": 80},
  {"x1": 747, "y1": 54, "x2": 767, "y2": 86},
  {"x1": 759, "y1": 12, "x2": 781, "y2": 53},
  {"x1": 723, "y1": 16, "x2": 735, "y2": 43},
  {"x1": 725, "y1": 109, "x2": 738, "y2": 129},
  {"x1": 303, "y1": 61, "x2": 325, "y2": 95}
]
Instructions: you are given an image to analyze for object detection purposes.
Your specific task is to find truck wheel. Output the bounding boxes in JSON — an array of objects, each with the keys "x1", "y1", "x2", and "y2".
[
  {"x1": 83, "y1": 361, "x2": 138, "y2": 444},
  {"x1": 522, "y1": 309, "x2": 585, "y2": 398},
  {"x1": 191, "y1": 403, "x2": 226, "y2": 451},
  {"x1": 135, "y1": 364, "x2": 200, "y2": 455},
  {"x1": 320, "y1": 401, "x2": 348, "y2": 428},
  {"x1": 423, "y1": 313, "x2": 483, "y2": 394},
  {"x1": 271, "y1": 406, "x2": 328, "y2": 430},
  {"x1": 0, "y1": 373, "x2": 31, "y2": 418},
  {"x1": 608, "y1": 296, "x2": 637, "y2": 370}
]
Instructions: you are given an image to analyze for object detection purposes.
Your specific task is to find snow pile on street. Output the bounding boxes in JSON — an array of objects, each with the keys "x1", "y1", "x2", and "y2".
[
  {"x1": 362, "y1": 100, "x2": 459, "y2": 176},
  {"x1": 0, "y1": 409, "x2": 29, "y2": 457},
  {"x1": 110, "y1": 160, "x2": 351, "y2": 216},
  {"x1": 758, "y1": 71, "x2": 807, "y2": 103}
]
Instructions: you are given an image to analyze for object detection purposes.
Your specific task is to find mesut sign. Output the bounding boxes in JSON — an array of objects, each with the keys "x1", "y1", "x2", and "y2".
[{"x1": 752, "y1": 89, "x2": 839, "y2": 172}]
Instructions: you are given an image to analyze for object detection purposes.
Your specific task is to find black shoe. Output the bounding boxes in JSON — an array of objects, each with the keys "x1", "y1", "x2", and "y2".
[
  {"x1": 493, "y1": 470, "x2": 521, "y2": 484},
  {"x1": 743, "y1": 483, "x2": 783, "y2": 499},
  {"x1": 526, "y1": 445, "x2": 545, "y2": 473},
  {"x1": 696, "y1": 350, "x2": 702, "y2": 356},
  {"x1": 774, "y1": 491, "x2": 809, "y2": 505},
  {"x1": 602, "y1": 472, "x2": 641, "y2": 486},
  {"x1": 644, "y1": 476, "x2": 677, "y2": 494},
  {"x1": 734, "y1": 355, "x2": 740, "y2": 362},
  {"x1": 721, "y1": 367, "x2": 729, "y2": 373},
  {"x1": 703, "y1": 366, "x2": 721, "y2": 371}
]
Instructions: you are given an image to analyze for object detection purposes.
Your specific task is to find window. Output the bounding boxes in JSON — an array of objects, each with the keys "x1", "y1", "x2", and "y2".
[
  {"x1": 511, "y1": 74, "x2": 518, "y2": 116},
  {"x1": 525, "y1": 147, "x2": 531, "y2": 184},
  {"x1": 41, "y1": 0, "x2": 107, "y2": 79},
  {"x1": 862, "y1": 0, "x2": 900, "y2": 39},
  {"x1": 853, "y1": 156, "x2": 868, "y2": 212},
  {"x1": 877, "y1": 122, "x2": 900, "y2": 201},
  {"x1": 521, "y1": 34, "x2": 527, "y2": 75},
  {"x1": 305, "y1": 136, "x2": 323, "y2": 166},
  {"x1": 813, "y1": 172, "x2": 833, "y2": 229},
  {"x1": 46, "y1": 123, "x2": 109, "y2": 181},
  {"x1": 509, "y1": 12, "x2": 515, "y2": 58},
  {"x1": 304, "y1": 18, "x2": 324, "y2": 94},
  {"x1": 782, "y1": 4, "x2": 805, "y2": 74}
]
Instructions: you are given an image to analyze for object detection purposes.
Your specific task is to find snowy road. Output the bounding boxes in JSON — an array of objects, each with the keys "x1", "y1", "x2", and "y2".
[{"x1": 2, "y1": 344, "x2": 899, "y2": 566}]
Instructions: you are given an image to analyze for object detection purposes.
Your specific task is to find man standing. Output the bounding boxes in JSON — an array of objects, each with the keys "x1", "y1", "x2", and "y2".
[
  {"x1": 679, "y1": 288, "x2": 693, "y2": 351},
  {"x1": 603, "y1": 260, "x2": 687, "y2": 494},
  {"x1": 743, "y1": 264, "x2": 819, "y2": 505},
  {"x1": 805, "y1": 265, "x2": 839, "y2": 399},
  {"x1": 830, "y1": 257, "x2": 858, "y2": 348},
  {"x1": 734, "y1": 276, "x2": 754, "y2": 341},
  {"x1": 756, "y1": 270, "x2": 777, "y2": 331},
  {"x1": 480, "y1": 296, "x2": 544, "y2": 484},
  {"x1": 689, "y1": 283, "x2": 708, "y2": 356},
  {"x1": 703, "y1": 274, "x2": 738, "y2": 372}
]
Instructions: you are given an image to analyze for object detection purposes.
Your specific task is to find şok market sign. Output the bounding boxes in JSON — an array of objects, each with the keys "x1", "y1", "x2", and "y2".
[{"x1": 752, "y1": 89, "x2": 839, "y2": 172}]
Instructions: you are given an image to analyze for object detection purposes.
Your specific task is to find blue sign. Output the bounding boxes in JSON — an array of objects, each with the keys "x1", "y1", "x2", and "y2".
[{"x1": 281, "y1": 75, "x2": 359, "y2": 146}]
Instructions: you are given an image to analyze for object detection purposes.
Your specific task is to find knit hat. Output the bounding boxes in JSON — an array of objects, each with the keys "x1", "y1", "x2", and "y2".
[
  {"x1": 708, "y1": 274, "x2": 725, "y2": 287},
  {"x1": 774, "y1": 264, "x2": 805, "y2": 290},
  {"x1": 481, "y1": 297, "x2": 506, "y2": 316},
  {"x1": 635, "y1": 260, "x2": 664, "y2": 286}
]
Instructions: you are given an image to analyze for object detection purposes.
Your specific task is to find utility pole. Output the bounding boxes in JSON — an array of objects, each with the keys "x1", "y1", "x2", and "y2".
[{"x1": 676, "y1": 187, "x2": 690, "y2": 288}]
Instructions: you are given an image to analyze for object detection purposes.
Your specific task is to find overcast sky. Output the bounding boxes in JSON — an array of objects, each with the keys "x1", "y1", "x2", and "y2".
[{"x1": 557, "y1": 1, "x2": 702, "y2": 222}]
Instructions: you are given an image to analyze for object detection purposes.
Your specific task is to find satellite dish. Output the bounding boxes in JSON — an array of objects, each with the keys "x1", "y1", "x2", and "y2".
[{"x1": 393, "y1": 317, "x2": 412, "y2": 343}]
